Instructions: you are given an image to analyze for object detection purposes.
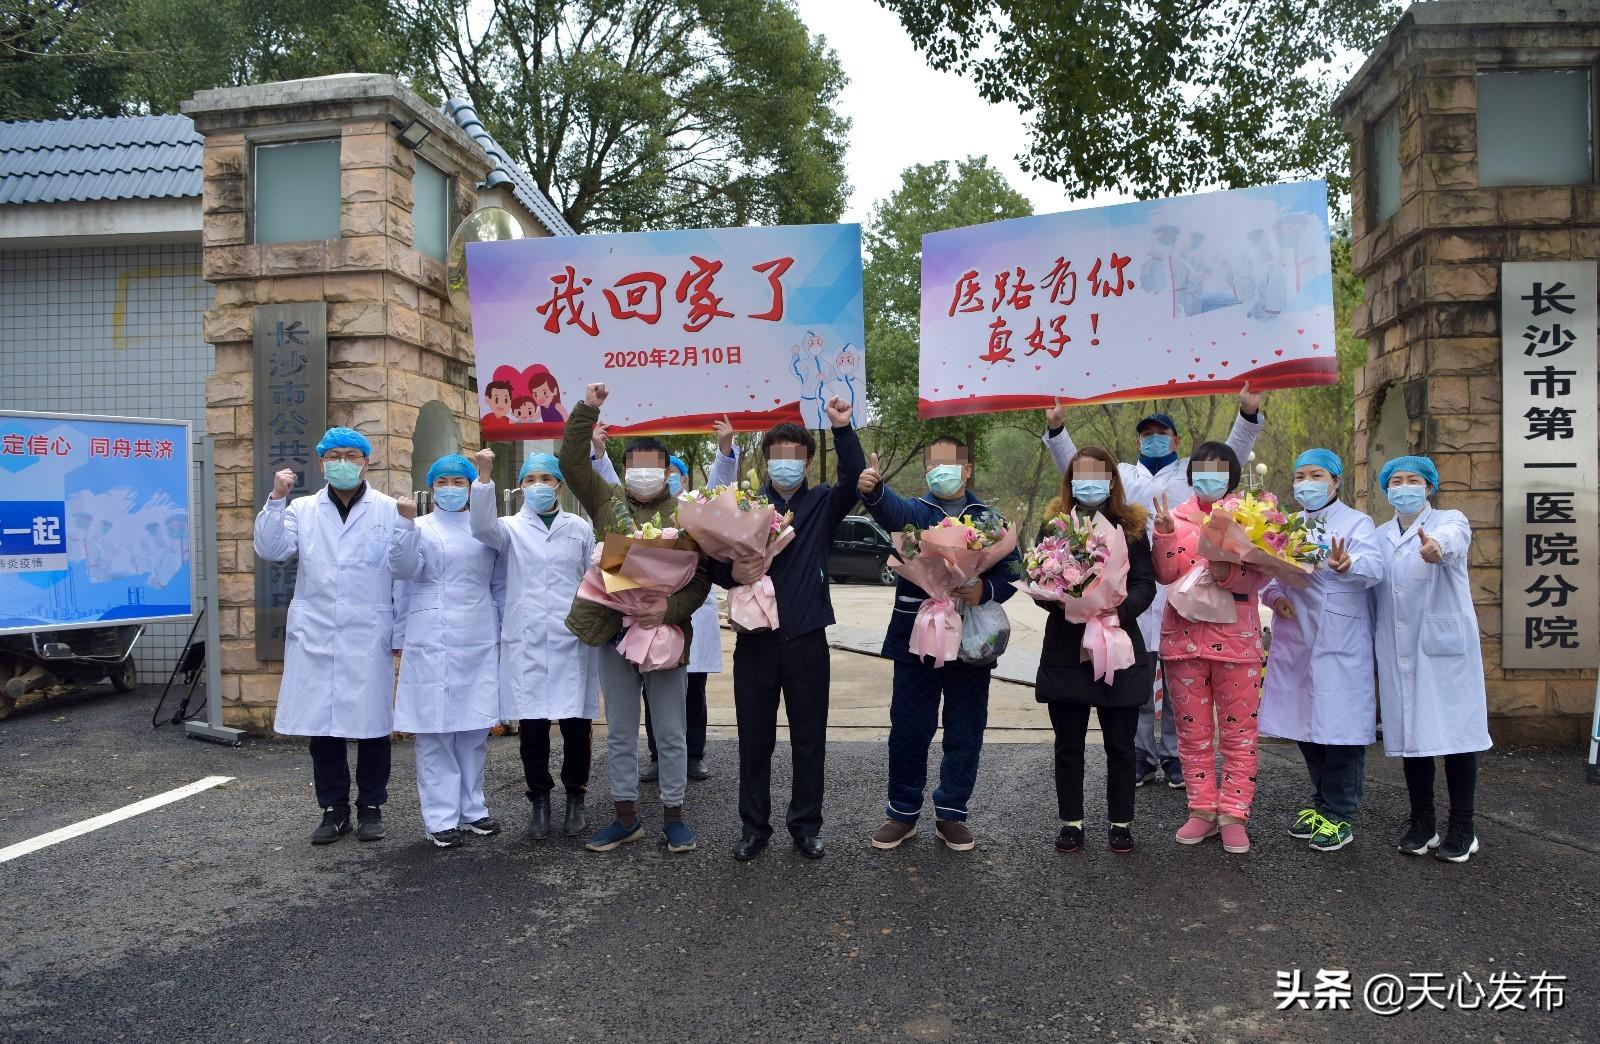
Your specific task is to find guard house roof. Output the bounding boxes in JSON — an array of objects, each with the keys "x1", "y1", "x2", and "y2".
[
  {"x1": 442, "y1": 98, "x2": 576, "y2": 236},
  {"x1": 0, "y1": 114, "x2": 203, "y2": 206}
]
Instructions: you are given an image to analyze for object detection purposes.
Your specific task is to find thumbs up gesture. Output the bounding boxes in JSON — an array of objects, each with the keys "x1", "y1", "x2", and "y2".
[
  {"x1": 858, "y1": 452, "x2": 882, "y2": 495},
  {"x1": 1418, "y1": 526, "x2": 1443, "y2": 564}
]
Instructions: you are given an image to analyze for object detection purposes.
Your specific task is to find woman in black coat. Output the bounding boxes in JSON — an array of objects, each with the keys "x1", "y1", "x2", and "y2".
[{"x1": 1032, "y1": 445, "x2": 1157, "y2": 855}]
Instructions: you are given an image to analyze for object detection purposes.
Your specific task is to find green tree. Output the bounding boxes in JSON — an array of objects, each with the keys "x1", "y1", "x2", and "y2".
[
  {"x1": 876, "y1": 0, "x2": 1400, "y2": 199},
  {"x1": 408, "y1": 0, "x2": 850, "y2": 233}
]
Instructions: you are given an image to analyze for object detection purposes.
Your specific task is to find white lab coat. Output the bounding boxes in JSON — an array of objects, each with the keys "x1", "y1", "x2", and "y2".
[
  {"x1": 1044, "y1": 410, "x2": 1263, "y2": 648},
  {"x1": 253, "y1": 487, "x2": 404, "y2": 739},
  {"x1": 1372, "y1": 505, "x2": 1492, "y2": 758},
  {"x1": 1258, "y1": 497, "x2": 1383, "y2": 745},
  {"x1": 388, "y1": 507, "x2": 505, "y2": 734},
  {"x1": 469, "y1": 480, "x2": 600, "y2": 721}
]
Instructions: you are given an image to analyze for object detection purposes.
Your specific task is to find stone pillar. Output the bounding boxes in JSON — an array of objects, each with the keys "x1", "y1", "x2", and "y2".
[
  {"x1": 182, "y1": 75, "x2": 490, "y2": 733},
  {"x1": 1336, "y1": 8, "x2": 1600, "y2": 745}
]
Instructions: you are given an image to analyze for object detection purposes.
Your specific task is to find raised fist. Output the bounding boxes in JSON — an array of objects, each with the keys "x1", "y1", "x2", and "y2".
[
  {"x1": 824, "y1": 396, "x2": 852, "y2": 427},
  {"x1": 272, "y1": 468, "x2": 296, "y2": 500},
  {"x1": 396, "y1": 496, "x2": 417, "y2": 520},
  {"x1": 585, "y1": 383, "x2": 609, "y2": 408},
  {"x1": 475, "y1": 447, "x2": 495, "y2": 477}
]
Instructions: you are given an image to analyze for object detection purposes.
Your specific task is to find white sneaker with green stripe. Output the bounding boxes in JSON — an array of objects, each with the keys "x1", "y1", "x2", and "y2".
[{"x1": 1308, "y1": 815, "x2": 1354, "y2": 852}]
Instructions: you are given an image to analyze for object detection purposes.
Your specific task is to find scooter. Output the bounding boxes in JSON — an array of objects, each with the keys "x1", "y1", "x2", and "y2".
[{"x1": 0, "y1": 624, "x2": 141, "y2": 719}]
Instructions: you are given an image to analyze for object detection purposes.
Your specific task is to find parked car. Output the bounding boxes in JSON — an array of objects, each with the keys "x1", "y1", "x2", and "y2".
[{"x1": 830, "y1": 515, "x2": 897, "y2": 585}]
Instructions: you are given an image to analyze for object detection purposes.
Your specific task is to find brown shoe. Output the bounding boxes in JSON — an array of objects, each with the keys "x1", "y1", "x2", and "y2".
[
  {"x1": 934, "y1": 819, "x2": 976, "y2": 851},
  {"x1": 870, "y1": 819, "x2": 916, "y2": 849}
]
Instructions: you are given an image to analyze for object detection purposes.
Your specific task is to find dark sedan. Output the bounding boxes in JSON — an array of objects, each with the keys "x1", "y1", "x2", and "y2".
[{"x1": 829, "y1": 515, "x2": 897, "y2": 586}]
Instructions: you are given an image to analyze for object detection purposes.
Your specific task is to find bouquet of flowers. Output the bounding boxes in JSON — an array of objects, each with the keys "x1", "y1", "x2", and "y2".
[
  {"x1": 675, "y1": 469, "x2": 796, "y2": 632},
  {"x1": 891, "y1": 512, "x2": 1018, "y2": 667},
  {"x1": 1168, "y1": 490, "x2": 1326, "y2": 623},
  {"x1": 1014, "y1": 511, "x2": 1135, "y2": 683},
  {"x1": 574, "y1": 511, "x2": 702, "y2": 671}
]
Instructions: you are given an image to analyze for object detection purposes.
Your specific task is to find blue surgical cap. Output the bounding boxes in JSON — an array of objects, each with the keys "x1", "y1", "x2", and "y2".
[
  {"x1": 315, "y1": 426, "x2": 372, "y2": 458},
  {"x1": 1378, "y1": 454, "x2": 1438, "y2": 493},
  {"x1": 519, "y1": 452, "x2": 563, "y2": 484},
  {"x1": 1294, "y1": 448, "x2": 1343, "y2": 477},
  {"x1": 426, "y1": 453, "x2": 477, "y2": 487},
  {"x1": 668, "y1": 455, "x2": 688, "y2": 477}
]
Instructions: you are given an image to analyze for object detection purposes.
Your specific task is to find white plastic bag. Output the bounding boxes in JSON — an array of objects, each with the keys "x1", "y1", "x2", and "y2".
[{"x1": 958, "y1": 600, "x2": 1011, "y2": 666}]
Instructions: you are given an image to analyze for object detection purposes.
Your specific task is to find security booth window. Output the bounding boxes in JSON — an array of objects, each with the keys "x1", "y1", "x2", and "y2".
[
  {"x1": 253, "y1": 139, "x2": 341, "y2": 244},
  {"x1": 1372, "y1": 107, "x2": 1401, "y2": 223},
  {"x1": 413, "y1": 158, "x2": 451, "y2": 262},
  {"x1": 1477, "y1": 69, "x2": 1594, "y2": 187}
]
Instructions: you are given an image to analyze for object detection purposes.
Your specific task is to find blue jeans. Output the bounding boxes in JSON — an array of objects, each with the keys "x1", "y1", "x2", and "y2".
[
  {"x1": 1297, "y1": 741, "x2": 1366, "y2": 821},
  {"x1": 886, "y1": 658, "x2": 991, "y2": 823}
]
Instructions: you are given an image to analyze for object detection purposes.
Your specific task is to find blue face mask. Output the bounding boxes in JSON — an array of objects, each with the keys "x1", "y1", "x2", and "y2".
[
  {"x1": 668, "y1": 472, "x2": 682, "y2": 497},
  {"x1": 524, "y1": 483, "x2": 558, "y2": 514},
  {"x1": 1386, "y1": 485, "x2": 1428, "y2": 516},
  {"x1": 1070, "y1": 478, "x2": 1111, "y2": 507},
  {"x1": 1292, "y1": 481, "x2": 1331, "y2": 512},
  {"x1": 432, "y1": 485, "x2": 469, "y2": 512},
  {"x1": 926, "y1": 464, "x2": 965, "y2": 499},
  {"x1": 767, "y1": 458, "x2": 805, "y2": 489},
  {"x1": 1190, "y1": 472, "x2": 1229, "y2": 501},
  {"x1": 322, "y1": 459, "x2": 362, "y2": 490},
  {"x1": 1139, "y1": 434, "x2": 1174, "y2": 459}
]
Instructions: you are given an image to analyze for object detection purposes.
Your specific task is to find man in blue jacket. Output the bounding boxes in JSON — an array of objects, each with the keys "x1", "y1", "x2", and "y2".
[
  {"x1": 707, "y1": 396, "x2": 863, "y2": 862},
  {"x1": 857, "y1": 437, "x2": 1021, "y2": 851}
]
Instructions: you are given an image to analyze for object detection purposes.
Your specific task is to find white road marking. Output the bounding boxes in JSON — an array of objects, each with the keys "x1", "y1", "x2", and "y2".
[{"x1": 0, "y1": 775, "x2": 234, "y2": 864}]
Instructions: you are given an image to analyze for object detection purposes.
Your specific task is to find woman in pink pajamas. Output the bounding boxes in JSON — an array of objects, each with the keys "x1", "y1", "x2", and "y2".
[{"x1": 1151, "y1": 443, "x2": 1269, "y2": 854}]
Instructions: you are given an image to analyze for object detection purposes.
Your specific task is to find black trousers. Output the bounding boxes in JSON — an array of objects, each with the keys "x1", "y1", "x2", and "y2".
[
  {"x1": 519, "y1": 718, "x2": 592, "y2": 798},
  {"x1": 308, "y1": 736, "x2": 391, "y2": 809},
  {"x1": 732, "y1": 628, "x2": 829, "y2": 842},
  {"x1": 1403, "y1": 752, "x2": 1478, "y2": 824},
  {"x1": 1297, "y1": 742, "x2": 1367, "y2": 821},
  {"x1": 646, "y1": 671, "x2": 708, "y2": 761},
  {"x1": 1047, "y1": 702, "x2": 1140, "y2": 823}
]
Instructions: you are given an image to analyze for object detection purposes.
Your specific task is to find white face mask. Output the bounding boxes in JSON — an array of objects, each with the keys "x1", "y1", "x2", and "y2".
[{"x1": 624, "y1": 467, "x2": 666, "y2": 499}]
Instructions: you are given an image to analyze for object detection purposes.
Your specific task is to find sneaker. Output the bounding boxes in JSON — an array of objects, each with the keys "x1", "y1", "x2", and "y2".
[
  {"x1": 1397, "y1": 817, "x2": 1439, "y2": 856},
  {"x1": 310, "y1": 807, "x2": 351, "y2": 846},
  {"x1": 1133, "y1": 768, "x2": 1158, "y2": 788},
  {"x1": 1175, "y1": 816, "x2": 1220, "y2": 845},
  {"x1": 663, "y1": 818, "x2": 697, "y2": 854},
  {"x1": 1288, "y1": 808, "x2": 1320, "y2": 840},
  {"x1": 1434, "y1": 821, "x2": 1479, "y2": 863},
  {"x1": 870, "y1": 819, "x2": 917, "y2": 850},
  {"x1": 1309, "y1": 817, "x2": 1353, "y2": 852},
  {"x1": 461, "y1": 816, "x2": 500, "y2": 836},
  {"x1": 425, "y1": 827, "x2": 465, "y2": 848},
  {"x1": 934, "y1": 819, "x2": 976, "y2": 852},
  {"x1": 355, "y1": 805, "x2": 386, "y2": 842},
  {"x1": 1165, "y1": 774, "x2": 1187, "y2": 790},
  {"x1": 687, "y1": 757, "x2": 711, "y2": 781},
  {"x1": 1108, "y1": 824, "x2": 1135, "y2": 854},
  {"x1": 639, "y1": 759, "x2": 659, "y2": 783},
  {"x1": 1055, "y1": 823, "x2": 1084, "y2": 853},
  {"x1": 1220, "y1": 821, "x2": 1250, "y2": 854},
  {"x1": 585, "y1": 818, "x2": 646, "y2": 852}
]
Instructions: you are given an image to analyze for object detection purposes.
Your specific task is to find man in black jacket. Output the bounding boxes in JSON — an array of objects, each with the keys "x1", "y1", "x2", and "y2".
[{"x1": 707, "y1": 396, "x2": 863, "y2": 861}]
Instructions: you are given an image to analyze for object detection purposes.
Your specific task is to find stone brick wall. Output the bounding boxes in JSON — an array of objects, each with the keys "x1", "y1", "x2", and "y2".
[{"x1": 1339, "y1": 20, "x2": 1600, "y2": 744}]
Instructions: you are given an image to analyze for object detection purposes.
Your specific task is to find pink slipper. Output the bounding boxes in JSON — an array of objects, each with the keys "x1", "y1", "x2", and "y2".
[
  {"x1": 1175, "y1": 816, "x2": 1220, "y2": 844},
  {"x1": 1220, "y1": 822, "x2": 1250, "y2": 853}
]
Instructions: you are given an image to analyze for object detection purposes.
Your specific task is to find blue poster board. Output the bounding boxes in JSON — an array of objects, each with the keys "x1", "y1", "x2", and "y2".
[{"x1": 0, "y1": 410, "x2": 194, "y2": 635}]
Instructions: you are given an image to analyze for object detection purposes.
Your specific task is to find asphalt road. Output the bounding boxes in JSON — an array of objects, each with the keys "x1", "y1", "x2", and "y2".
[{"x1": 1, "y1": 685, "x2": 1596, "y2": 1042}]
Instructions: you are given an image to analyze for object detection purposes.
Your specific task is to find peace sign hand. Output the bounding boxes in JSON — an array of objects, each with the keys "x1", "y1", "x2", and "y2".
[
  {"x1": 1153, "y1": 492, "x2": 1176, "y2": 535},
  {"x1": 1326, "y1": 536, "x2": 1351, "y2": 574}
]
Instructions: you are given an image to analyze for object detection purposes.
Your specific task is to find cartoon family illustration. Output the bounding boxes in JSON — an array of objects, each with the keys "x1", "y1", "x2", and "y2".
[
  {"x1": 790, "y1": 332, "x2": 860, "y2": 430},
  {"x1": 481, "y1": 364, "x2": 568, "y2": 426},
  {"x1": 1137, "y1": 212, "x2": 1319, "y2": 323}
]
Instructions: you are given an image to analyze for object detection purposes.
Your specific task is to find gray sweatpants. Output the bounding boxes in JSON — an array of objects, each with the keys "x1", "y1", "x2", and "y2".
[
  {"x1": 599, "y1": 643, "x2": 689, "y2": 808},
  {"x1": 1135, "y1": 655, "x2": 1180, "y2": 776}
]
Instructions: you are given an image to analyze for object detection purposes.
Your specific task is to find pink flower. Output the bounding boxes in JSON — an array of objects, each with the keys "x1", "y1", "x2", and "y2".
[{"x1": 1263, "y1": 530, "x2": 1290, "y2": 552}]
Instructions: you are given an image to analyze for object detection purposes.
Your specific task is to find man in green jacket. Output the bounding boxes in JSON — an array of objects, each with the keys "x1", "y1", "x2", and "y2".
[{"x1": 560, "y1": 382, "x2": 711, "y2": 854}]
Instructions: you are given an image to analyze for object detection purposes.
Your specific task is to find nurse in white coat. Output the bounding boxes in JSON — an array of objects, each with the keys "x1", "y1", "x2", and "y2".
[
  {"x1": 253, "y1": 426, "x2": 403, "y2": 846},
  {"x1": 1372, "y1": 455, "x2": 1491, "y2": 865},
  {"x1": 470, "y1": 449, "x2": 600, "y2": 842},
  {"x1": 390, "y1": 454, "x2": 505, "y2": 849},
  {"x1": 1258, "y1": 449, "x2": 1383, "y2": 853},
  {"x1": 1043, "y1": 386, "x2": 1266, "y2": 786}
]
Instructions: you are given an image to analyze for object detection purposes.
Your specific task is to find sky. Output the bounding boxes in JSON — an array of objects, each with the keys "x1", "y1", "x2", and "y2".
[{"x1": 793, "y1": 0, "x2": 1124, "y2": 226}]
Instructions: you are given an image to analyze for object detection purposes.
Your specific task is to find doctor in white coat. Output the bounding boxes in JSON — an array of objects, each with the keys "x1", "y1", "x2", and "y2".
[
  {"x1": 1043, "y1": 386, "x2": 1265, "y2": 786},
  {"x1": 254, "y1": 426, "x2": 403, "y2": 846},
  {"x1": 1373, "y1": 455, "x2": 1491, "y2": 865},
  {"x1": 1258, "y1": 449, "x2": 1383, "y2": 853},
  {"x1": 390, "y1": 453, "x2": 505, "y2": 849},
  {"x1": 470, "y1": 448, "x2": 600, "y2": 841}
]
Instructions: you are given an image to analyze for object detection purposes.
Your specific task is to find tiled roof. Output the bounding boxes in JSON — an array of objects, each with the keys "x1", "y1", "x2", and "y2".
[
  {"x1": 442, "y1": 98, "x2": 576, "y2": 236},
  {"x1": 0, "y1": 114, "x2": 203, "y2": 205}
]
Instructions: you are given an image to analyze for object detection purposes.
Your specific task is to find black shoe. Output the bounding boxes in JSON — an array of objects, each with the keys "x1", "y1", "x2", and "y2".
[
  {"x1": 793, "y1": 834, "x2": 825, "y2": 860},
  {"x1": 311, "y1": 807, "x2": 351, "y2": 846},
  {"x1": 1108, "y1": 824, "x2": 1135, "y2": 854},
  {"x1": 639, "y1": 759, "x2": 659, "y2": 783},
  {"x1": 1397, "y1": 817, "x2": 1439, "y2": 856},
  {"x1": 461, "y1": 817, "x2": 500, "y2": 836},
  {"x1": 733, "y1": 836, "x2": 769, "y2": 862},
  {"x1": 355, "y1": 805, "x2": 385, "y2": 842},
  {"x1": 1434, "y1": 819, "x2": 1479, "y2": 863},
  {"x1": 1055, "y1": 823, "x2": 1084, "y2": 853},
  {"x1": 526, "y1": 792, "x2": 551, "y2": 841},
  {"x1": 426, "y1": 827, "x2": 465, "y2": 849},
  {"x1": 687, "y1": 757, "x2": 711, "y2": 781},
  {"x1": 563, "y1": 795, "x2": 587, "y2": 837}
]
